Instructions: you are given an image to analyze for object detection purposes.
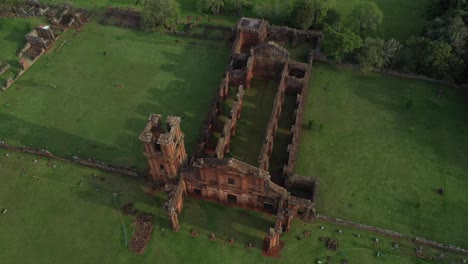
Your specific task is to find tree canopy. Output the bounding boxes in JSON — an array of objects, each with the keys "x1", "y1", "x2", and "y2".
[
  {"x1": 141, "y1": 0, "x2": 180, "y2": 31},
  {"x1": 292, "y1": 0, "x2": 334, "y2": 30},
  {"x1": 198, "y1": 0, "x2": 225, "y2": 15},
  {"x1": 348, "y1": 1, "x2": 383, "y2": 36},
  {"x1": 323, "y1": 25, "x2": 363, "y2": 61}
]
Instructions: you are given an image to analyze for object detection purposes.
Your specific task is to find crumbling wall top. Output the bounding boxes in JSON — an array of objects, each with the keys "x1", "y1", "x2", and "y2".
[
  {"x1": 253, "y1": 41, "x2": 290, "y2": 61},
  {"x1": 238, "y1": 17, "x2": 264, "y2": 30},
  {"x1": 166, "y1": 115, "x2": 181, "y2": 127},
  {"x1": 139, "y1": 114, "x2": 162, "y2": 142},
  {"x1": 194, "y1": 158, "x2": 270, "y2": 179}
]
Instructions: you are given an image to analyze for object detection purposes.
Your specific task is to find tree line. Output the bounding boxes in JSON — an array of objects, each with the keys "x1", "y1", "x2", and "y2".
[
  {"x1": 3, "y1": 0, "x2": 466, "y2": 84},
  {"x1": 140, "y1": 0, "x2": 467, "y2": 84}
]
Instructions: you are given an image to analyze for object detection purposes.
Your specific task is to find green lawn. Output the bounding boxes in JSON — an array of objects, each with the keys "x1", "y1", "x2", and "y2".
[
  {"x1": 296, "y1": 63, "x2": 468, "y2": 248},
  {"x1": 0, "y1": 148, "x2": 448, "y2": 264},
  {"x1": 0, "y1": 20, "x2": 229, "y2": 170}
]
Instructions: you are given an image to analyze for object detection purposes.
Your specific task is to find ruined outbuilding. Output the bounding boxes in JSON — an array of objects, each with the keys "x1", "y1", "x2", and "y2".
[{"x1": 140, "y1": 18, "x2": 322, "y2": 255}]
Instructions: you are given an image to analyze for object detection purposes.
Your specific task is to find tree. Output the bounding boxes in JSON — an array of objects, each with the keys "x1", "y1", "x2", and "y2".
[
  {"x1": 253, "y1": 0, "x2": 294, "y2": 23},
  {"x1": 348, "y1": 1, "x2": 383, "y2": 36},
  {"x1": 355, "y1": 37, "x2": 402, "y2": 72},
  {"x1": 356, "y1": 37, "x2": 385, "y2": 72},
  {"x1": 429, "y1": 0, "x2": 468, "y2": 20},
  {"x1": 198, "y1": 0, "x2": 225, "y2": 15},
  {"x1": 141, "y1": 0, "x2": 180, "y2": 31},
  {"x1": 402, "y1": 37, "x2": 460, "y2": 78},
  {"x1": 426, "y1": 15, "x2": 468, "y2": 54},
  {"x1": 292, "y1": 0, "x2": 334, "y2": 30},
  {"x1": 324, "y1": 8, "x2": 341, "y2": 26},
  {"x1": 323, "y1": 25, "x2": 363, "y2": 61},
  {"x1": 225, "y1": 0, "x2": 247, "y2": 15},
  {"x1": 382, "y1": 39, "x2": 402, "y2": 67},
  {"x1": 422, "y1": 40, "x2": 453, "y2": 77}
]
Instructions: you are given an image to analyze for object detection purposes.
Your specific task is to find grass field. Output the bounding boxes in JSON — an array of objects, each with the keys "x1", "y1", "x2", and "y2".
[
  {"x1": 0, "y1": 148, "x2": 450, "y2": 264},
  {"x1": 0, "y1": 20, "x2": 229, "y2": 170},
  {"x1": 296, "y1": 63, "x2": 468, "y2": 248}
]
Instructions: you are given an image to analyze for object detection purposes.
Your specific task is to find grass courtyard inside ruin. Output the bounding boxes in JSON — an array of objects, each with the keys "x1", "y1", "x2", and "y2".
[
  {"x1": 228, "y1": 78, "x2": 279, "y2": 165},
  {"x1": 0, "y1": 18, "x2": 229, "y2": 170},
  {"x1": 296, "y1": 63, "x2": 468, "y2": 248}
]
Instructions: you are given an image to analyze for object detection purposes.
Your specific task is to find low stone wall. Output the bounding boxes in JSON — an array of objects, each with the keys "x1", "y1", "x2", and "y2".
[
  {"x1": 0, "y1": 142, "x2": 140, "y2": 177},
  {"x1": 317, "y1": 215, "x2": 404, "y2": 239},
  {"x1": 0, "y1": 62, "x2": 11, "y2": 75},
  {"x1": 268, "y1": 25, "x2": 322, "y2": 48},
  {"x1": 414, "y1": 237, "x2": 468, "y2": 255}
]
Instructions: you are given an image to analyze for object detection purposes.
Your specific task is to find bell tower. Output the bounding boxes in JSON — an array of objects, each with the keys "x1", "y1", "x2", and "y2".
[{"x1": 139, "y1": 114, "x2": 187, "y2": 186}]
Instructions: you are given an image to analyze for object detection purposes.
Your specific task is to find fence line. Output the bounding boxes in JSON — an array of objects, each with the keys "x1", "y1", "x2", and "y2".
[{"x1": 0, "y1": 142, "x2": 142, "y2": 178}]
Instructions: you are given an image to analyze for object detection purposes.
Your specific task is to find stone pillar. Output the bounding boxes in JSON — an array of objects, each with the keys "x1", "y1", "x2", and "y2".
[
  {"x1": 167, "y1": 207, "x2": 180, "y2": 232},
  {"x1": 264, "y1": 228, "x2": 281, "y2": 254}
]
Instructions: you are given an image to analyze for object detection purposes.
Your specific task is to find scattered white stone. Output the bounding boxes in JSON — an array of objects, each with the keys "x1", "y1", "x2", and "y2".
[
  {"x1": 2, "y1": 209, "x2": 7, "y2": 214},
  {"x1": 5, "y1": 153, "x2": 9, "y2": 157},
  {"x1": 338, "y1": 229, "x2": 342, "y2": 234},
  {"x1": 52, "y1": 164, "x2": 57, "y2": 168},
  {"x1": 320, "y1": 226, "x2": 325, "y2": 230},
  {"x1": 356, "y1": 234, "x2": 361, "y2": 238},
  {"x1": 375, "y1": 238, "x2": 380, "y2": 243},
  {"x1": 33, "y1": 159, "x2": 38, "y2": 163}
]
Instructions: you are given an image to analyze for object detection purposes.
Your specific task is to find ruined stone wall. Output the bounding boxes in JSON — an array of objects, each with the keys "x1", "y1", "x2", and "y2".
[
  {"x1": 285, "y1": 174, "x2": 318, "y2": 201},
  {"x1": 231, "y1": 31, "x2": 243, "y2": 54},
  {"x1": 317, "y1": 215, "x2": 404, "y2": 239},
  {"x1": 267, "y1": 25, "x2": 322, "y2": 49},
  {"x1": 183, "y1": 159, "x2": 290, "y2": 213},
  {"x1": 283, "y1": 55, "x2": 313, "y2": 176},
  {"x1": 237, "y1": 20, "x2": 268, "y2": 53},
  {"x1": 245, "y1": 56, "x2": 254, "y2": 89},
  {"x1": 167, "y1": 180, "x2": 186, "y2": 215},
  {"x1": 227, "y1": 54, "x2": 247, "y2": 87},
  {"x1": 252, "y1": 42, "x2": 289, "y2": 79},
  {"x1": 414, "y1": 237, "x2": 468, "y2": 255},
  {"x1": 214, "y1": 86, "x2": 244, "y2": 158}
]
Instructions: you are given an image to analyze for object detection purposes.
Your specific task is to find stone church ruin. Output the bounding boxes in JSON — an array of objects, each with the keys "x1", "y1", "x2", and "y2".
[{"x1": 140, "y1": 18, "x2": 322, "y2": 255}]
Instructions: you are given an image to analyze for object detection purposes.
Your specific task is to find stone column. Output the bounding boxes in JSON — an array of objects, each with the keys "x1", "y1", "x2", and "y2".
[
  {"x1": 264, "y1": 228, "x2": 281, "y2": 254},
  {"x1": 167, "y1": 207, "x2": 180, "y2": 231}
]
